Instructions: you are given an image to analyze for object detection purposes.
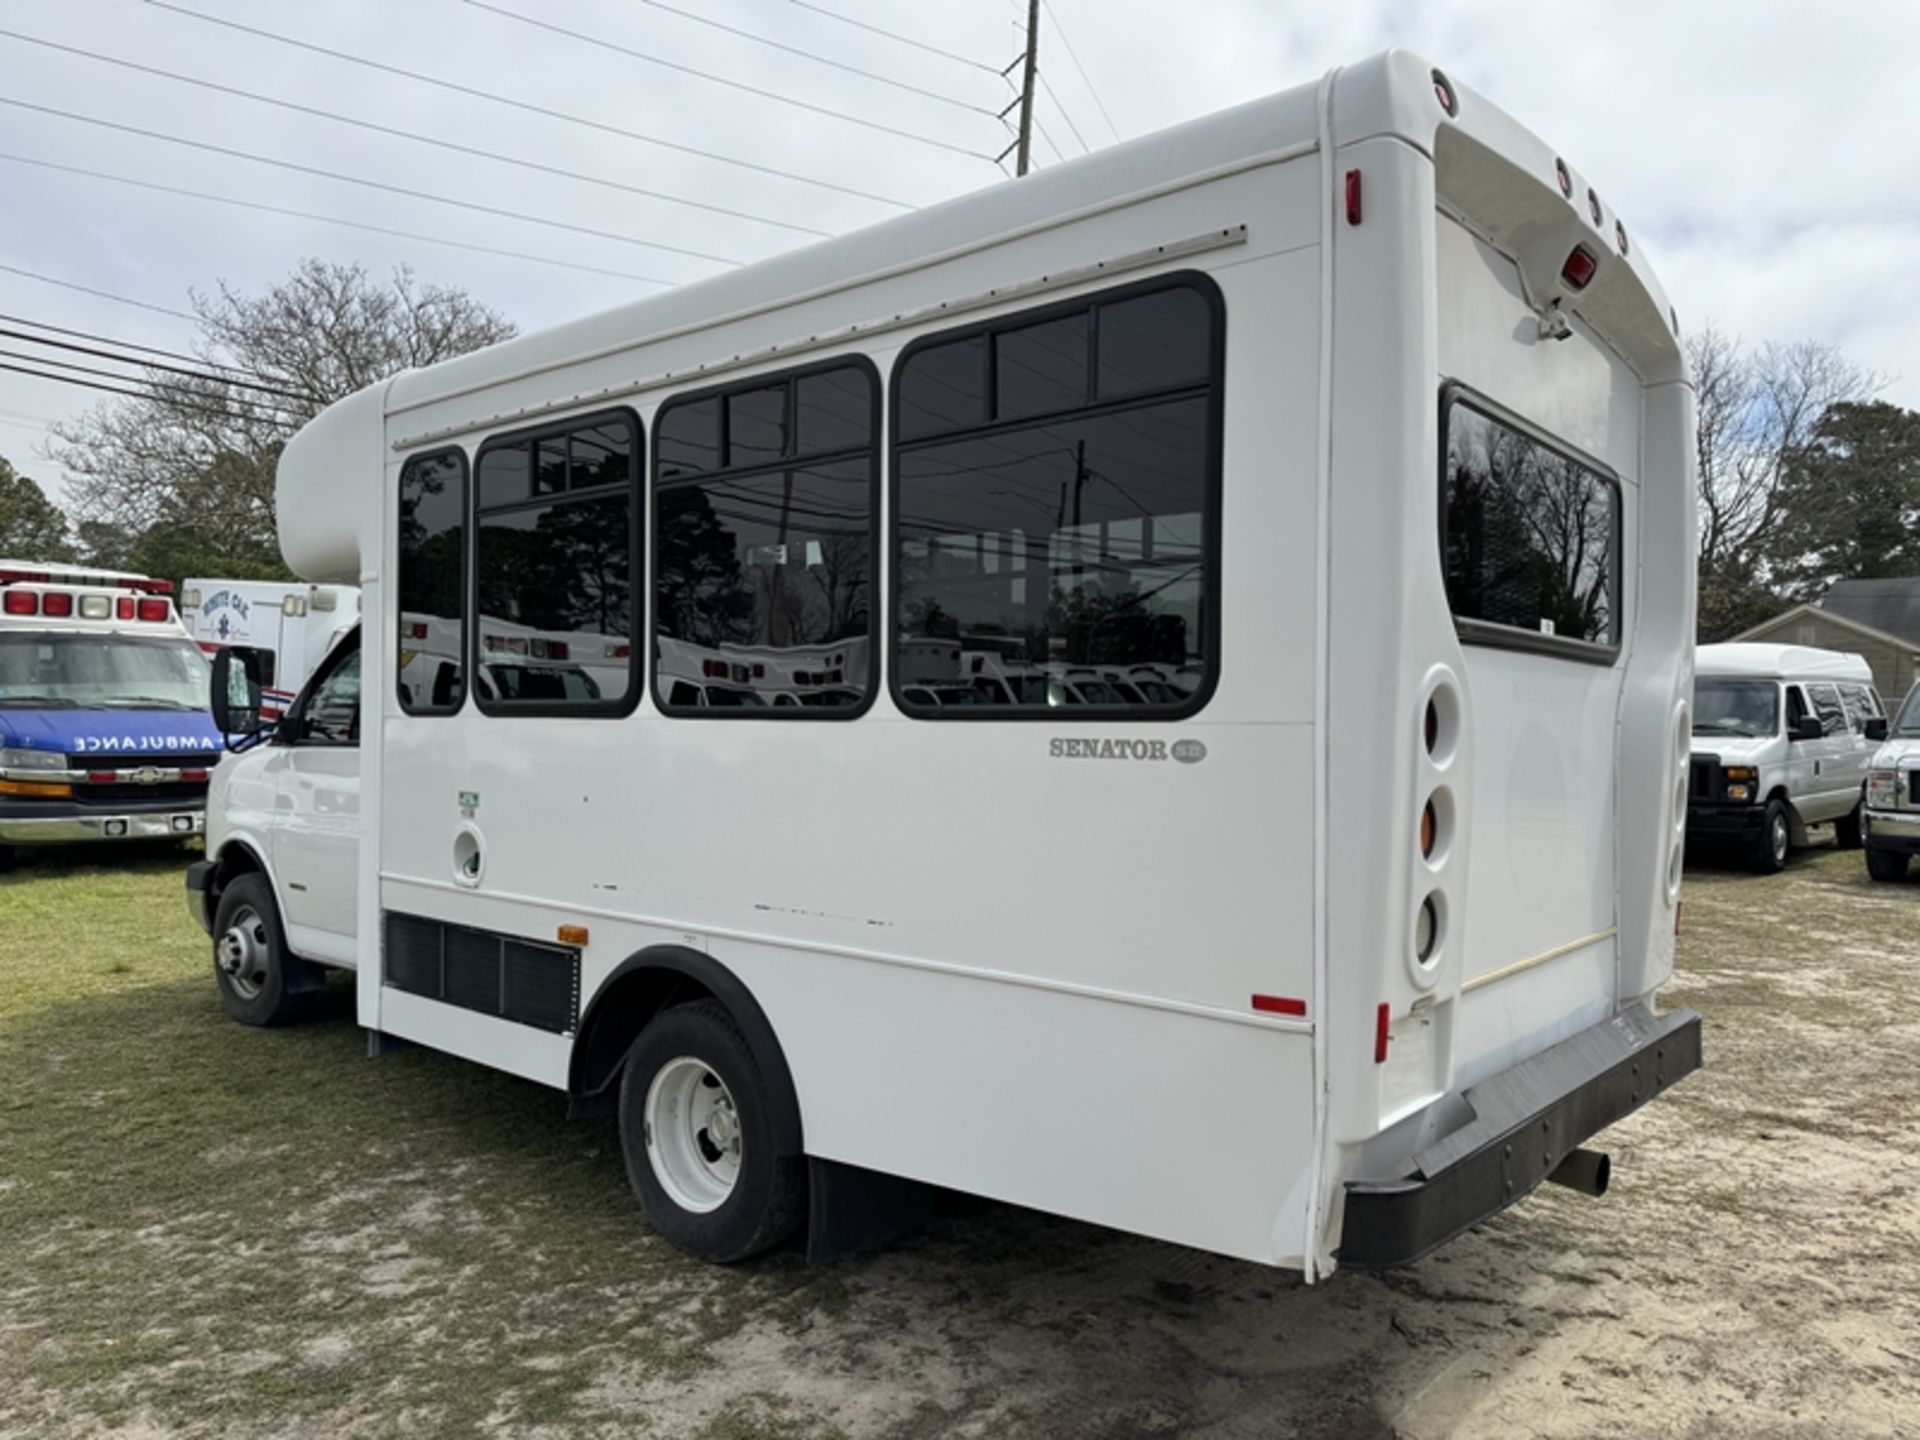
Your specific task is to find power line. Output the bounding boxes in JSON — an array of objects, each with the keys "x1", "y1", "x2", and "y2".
[
  {"x1": 0, "y1": 96, "x2": 742, "y2": 270},
  {"x1": 464, "y1": 1, "x2": 1001, "y2": 163},
  {"x1": 0, "y1": 358, "x2": 296, "y2": 426},
  {"x1": 0, "y1": 26, "x2": 834, "y2": 241},
  {"x1": 0, "y1": 311, "x2": 259, "y2": 380},
  {"x1": 0, "y1": 322, "x2": 312, "y2": 403},
  {"x1": 0, "y1": 261, "x2": 197, "y2": 324},
  {"x1": 0, "y1": 311, "x2": 247, "y2": 378},
  {"x1": 629, "y1": 0, "x2": 996, "y2": 116},
  {"x1": 0, "y1": 348, "x2": 297, "y2": 421},
  {"x1": 1040, "y1": 0, "x2": 1120, "y2": 142},
  {"x1": 786, "y1": 0, "x2": 1001, "y2": 74},
  {"x1": 1038, "y1": 72, "x2": 1091, "y2": 154},
  {"x1": 0, "y1": 150, "x2": 680, "y2": 286},
  {"x1": 143, "y1": 0, "x2": 916, "y2": 212}
]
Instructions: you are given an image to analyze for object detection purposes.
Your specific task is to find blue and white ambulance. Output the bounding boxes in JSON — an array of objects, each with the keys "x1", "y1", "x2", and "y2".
[{"x1": 0, "y1": 560, "x2": 223, "y2": 864}]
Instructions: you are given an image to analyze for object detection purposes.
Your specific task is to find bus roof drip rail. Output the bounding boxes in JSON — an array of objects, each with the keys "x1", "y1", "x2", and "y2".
[{"x1": 390, "y1": 225, "x2": 1250, "y2": 452}]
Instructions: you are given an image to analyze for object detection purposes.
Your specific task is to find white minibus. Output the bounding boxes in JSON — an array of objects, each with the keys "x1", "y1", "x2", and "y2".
[{"x1": 188, "y1": 51, "x2": 1701, "y2": 1277}]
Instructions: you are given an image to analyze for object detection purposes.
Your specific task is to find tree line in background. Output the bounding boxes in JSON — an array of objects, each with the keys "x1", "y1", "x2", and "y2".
[{"x1": 1, "y1": 256, "x2": 1917, "y2": 645}]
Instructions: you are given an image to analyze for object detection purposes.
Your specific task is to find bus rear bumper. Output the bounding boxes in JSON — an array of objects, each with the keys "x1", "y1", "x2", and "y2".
[{"x1": 1337, "y1": 1004, "x2": 1703, "y2": 1269}]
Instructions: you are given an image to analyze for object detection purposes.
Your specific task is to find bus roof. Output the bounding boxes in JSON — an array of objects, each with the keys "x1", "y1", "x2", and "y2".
[{"x1": 1695, "y1": 643, "x2": 1874, "y2": 684}]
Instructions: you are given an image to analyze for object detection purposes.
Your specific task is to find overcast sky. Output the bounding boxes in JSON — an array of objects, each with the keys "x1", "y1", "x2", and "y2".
[{"x1": 3, "y1": 0, "x2": 1917, "y2": 512}]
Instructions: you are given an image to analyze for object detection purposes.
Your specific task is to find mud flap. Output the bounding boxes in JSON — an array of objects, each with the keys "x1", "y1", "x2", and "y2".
[{"x1": 805, "y1": 1157, "x2": 935, "y2": 1264}]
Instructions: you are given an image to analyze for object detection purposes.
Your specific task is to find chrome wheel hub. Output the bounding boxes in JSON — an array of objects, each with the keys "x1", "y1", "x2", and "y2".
[
  {"x1": 644, "y1": 1056, "x2": 744, "y2": 1214},
  {"x1": 217, "y1": 906, "x2": 271, "y2": 1001}
]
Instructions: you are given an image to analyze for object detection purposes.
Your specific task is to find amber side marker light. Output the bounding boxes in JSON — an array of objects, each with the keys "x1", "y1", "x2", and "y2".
[
  {"x1": 0, "y1": 778, "x2": 72, "y2": 799},
  {"x1": 557, "y1": 924, "x2": 590, "y2": 947}
]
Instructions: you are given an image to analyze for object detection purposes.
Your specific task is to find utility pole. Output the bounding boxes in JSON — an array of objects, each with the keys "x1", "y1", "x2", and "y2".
[{"x1": 1015, "y1": 0, "x2": 1040, "y2": 176}]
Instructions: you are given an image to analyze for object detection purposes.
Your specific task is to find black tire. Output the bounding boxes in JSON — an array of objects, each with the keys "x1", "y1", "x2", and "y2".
[
  {"x1": 0, "y1": 844, "x2": 15, "y2": 873},
  {"x1": 1867, "y1": 847, "x2": 1910, "y2": 883},
  {"x1": 617, "y1": 998, "x2": 804, "y2": 1263},
  {"x1": 1748, "y1": 798, "x2": 1791, "y2": 874},
  {"x1": 210, "y1": 873, "x2": 314, "y2": 1026},
  {"x1": 1835, "y1": 801, "x2": 1864, "y2": 851}
]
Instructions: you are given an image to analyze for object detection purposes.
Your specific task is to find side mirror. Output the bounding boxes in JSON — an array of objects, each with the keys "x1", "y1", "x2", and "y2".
[
  {"x1": 210, "y1": 646, "x2": 265, "y2": 738},
  {"x1": 1865, "y1": 717, "x2": 1890, "y2": 741},
  {"x1": 1791, "y1": 715, "x2": 1823, "y2": 742}
]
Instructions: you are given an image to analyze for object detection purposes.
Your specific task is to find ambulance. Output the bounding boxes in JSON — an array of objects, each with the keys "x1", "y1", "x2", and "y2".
[
  {"x1": 181, "y1": 579, "x2": 360, "y2": 718},
  {"x1": 0, "y1": 561, "x2": 222, "y2": 864}
]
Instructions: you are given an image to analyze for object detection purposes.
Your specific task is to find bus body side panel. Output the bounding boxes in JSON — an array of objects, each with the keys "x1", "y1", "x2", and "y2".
[{"x1": 370, "y1": 171, "x2": 1330, "y2": 1265}]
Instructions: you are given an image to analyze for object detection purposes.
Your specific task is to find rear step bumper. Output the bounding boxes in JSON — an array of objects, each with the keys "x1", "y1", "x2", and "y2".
[{"x1": 1338, "y1": 1005, "x2": 1703, "y2": 1269}]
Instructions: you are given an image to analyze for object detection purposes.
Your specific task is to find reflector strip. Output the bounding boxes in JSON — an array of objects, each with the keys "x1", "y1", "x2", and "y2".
[
  {"x1": 1344, "y1": 169, "x2": 1362, "y2": 226},
  {"x1": 1374, "y1": 1003, "x2": 1391, "y2": 1064},
  {"x1": 1251, "y1": 994, "x2": 1307, "y2": 1017}
]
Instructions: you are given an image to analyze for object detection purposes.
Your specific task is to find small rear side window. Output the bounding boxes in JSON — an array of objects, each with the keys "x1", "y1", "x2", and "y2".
[
  {"x1": 1442, "y1": 391, "x2": 1620, "y2": 660},
  {"x1": 1807, "y1": 683, "x2": 1847, "y2": 738}
]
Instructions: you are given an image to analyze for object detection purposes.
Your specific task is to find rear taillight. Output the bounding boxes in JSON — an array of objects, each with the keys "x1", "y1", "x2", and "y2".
[{"x1": 1562, "y1": 246, "x2": 1599, "y2": 291}]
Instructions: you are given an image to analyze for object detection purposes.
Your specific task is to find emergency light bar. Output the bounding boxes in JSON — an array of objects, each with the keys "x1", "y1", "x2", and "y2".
[{"x1": 0, "y1": 565, "x2": 173, "y2": 594}]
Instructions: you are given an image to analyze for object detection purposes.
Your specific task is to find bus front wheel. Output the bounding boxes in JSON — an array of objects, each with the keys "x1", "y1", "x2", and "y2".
[{"x1": 617, "y1": 999, "x2": 804, "y2": 1263}]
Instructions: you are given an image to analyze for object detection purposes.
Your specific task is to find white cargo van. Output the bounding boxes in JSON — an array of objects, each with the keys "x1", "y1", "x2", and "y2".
[
  {"x1": 1689, "y1": 643, "x2": 1885, "y2": 871},
  {"x1": 189, "y1": 52, "x2": 1702, "y2": 1278}
]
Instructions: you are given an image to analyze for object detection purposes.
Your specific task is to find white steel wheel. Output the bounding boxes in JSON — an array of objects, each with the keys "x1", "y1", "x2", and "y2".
[{"x1": 644, "y1": 1056, "x2": 744, "y2": 1214}]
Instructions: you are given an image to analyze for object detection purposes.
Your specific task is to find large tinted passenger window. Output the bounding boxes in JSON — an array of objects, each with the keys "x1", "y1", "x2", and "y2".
[
  {"x1": 652, "y1": 360, "x2": 878, "y2": 716},
  {"x1": 472, "y1": 409, "x2": 640, "y2": 715},
  {"x1": 1442, "y1": 394, "x2": 1620, "y2": 656},
  {"x1": 1807, "y1": 683, "x2": 1847, "y2": 738},
  {"x1": 397, "y1": 448, "x2": 468, "y2": 715},
  {"x1": 892, "y1": 276, "x2": 1223, "y2": 716}
]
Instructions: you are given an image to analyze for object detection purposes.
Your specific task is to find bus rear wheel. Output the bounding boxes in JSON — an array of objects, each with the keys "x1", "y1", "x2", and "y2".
[{"x1": 617, "y1": 999, "x2": 804, "y2": 1263}]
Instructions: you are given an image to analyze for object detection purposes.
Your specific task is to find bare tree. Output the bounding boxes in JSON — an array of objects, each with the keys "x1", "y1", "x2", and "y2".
[
  {"x1": 50, "y1": 260, "x2": 513, "y2": 581},
  {"x1": 1689, "y1": 323, "x2": 1880, "y2": 638}
]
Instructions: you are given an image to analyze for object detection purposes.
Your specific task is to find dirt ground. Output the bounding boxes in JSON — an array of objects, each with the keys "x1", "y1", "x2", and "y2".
[{"x1": 2, "y1": 842, "x2": 1918, "y2": 1439}]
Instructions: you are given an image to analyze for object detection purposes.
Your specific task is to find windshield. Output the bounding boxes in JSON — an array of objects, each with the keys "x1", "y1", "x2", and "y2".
[
  {"x1": 1693, "y1": 679, "x2": 1779, "y2": 739},
  {"x1": 0, "y1": 632, "x2": 210, "y2": 710},
  {"x1": 1893, "y1": 687, "x2": 1920, "y2": 738}
]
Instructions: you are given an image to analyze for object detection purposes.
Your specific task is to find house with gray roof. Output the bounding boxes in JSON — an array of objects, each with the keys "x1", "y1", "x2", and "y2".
[{"x1": 1735, "y1": 578, "x2": 1920, "y2": 705}]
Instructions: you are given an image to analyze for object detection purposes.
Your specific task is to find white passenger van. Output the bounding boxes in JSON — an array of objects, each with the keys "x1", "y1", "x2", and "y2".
[
  {"x1": 1861, "y1": 683, "x2": 1920, "y2": 881},
  {"x1": 188, "y1": 52, "x2": 1701, "y2": 1277},
  {"x1": 1689, "y1": 643, "x2": 1885, "y2": 872}
]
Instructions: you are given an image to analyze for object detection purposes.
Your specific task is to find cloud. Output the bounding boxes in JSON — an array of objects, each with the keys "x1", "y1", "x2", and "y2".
[{"x1": 2, "y1": 0, "x2": 1915, "y2": 514}]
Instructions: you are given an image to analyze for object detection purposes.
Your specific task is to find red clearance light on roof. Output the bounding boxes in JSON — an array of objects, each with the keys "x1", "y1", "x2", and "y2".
[
  {"x1": 1431, "y1": 68, "x2": 1458, "y2": 117},
  {"x1": 1587, "y1": 188, "x2": 1603, "y2": 225},
  {"x1": 1561, "y1": 246, "x2": 1599, "y2": 291},
  {"x1": 1344, "y1": 168, "x2": 1362, "y2": 226},
  {"x1": 1251, "y1": 994, "x2": 1307, "y2": 1018},
  {"x1": 3, "y1": 590, "x2": 38, "y2": 616},
  {"x1": 1555, "y1": 158, "x2": 1572, "y2": 197},
  {"x1": 117, "y1": 597, "x2": 136, "y2": 620},
  {"x1": 41, "y1": 592, "x2": 74, "y2": 618},
  {"x1": 136, "y1": 598, "x2": 170, "y2": 622},
  {"x1": 1615, "y1": 220, "x2": 1630, "y2": 256}
]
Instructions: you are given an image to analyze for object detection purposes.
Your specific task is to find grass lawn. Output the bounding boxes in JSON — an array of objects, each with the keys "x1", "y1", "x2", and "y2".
[{"x1": 3, "y1": 840, "x2": 1918, "y2": 1439}]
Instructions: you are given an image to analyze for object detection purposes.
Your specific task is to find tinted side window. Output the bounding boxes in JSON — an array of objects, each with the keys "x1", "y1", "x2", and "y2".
[
  {"x1": 473, "y1": 410, "x2": 640, "y2": 715},
  {"x1": 1443, "y1": 397, "x2": 1619, "y2": 655},
  {"x1": 891, "y1": 276, "x2": 1223, "y2": 717},
  {"x1": 1808, "y1": 683, "x2": 1847, "y2": 737},
  {"x1": 1838, "y1": 682, "x2": 1881, "y2": 730},
  {"x1": 653, "y1": 361, "x2": 878, "y2": 716},
  {"x1": 397, "y1": 449, "x2": 468, "y2": 715}
]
